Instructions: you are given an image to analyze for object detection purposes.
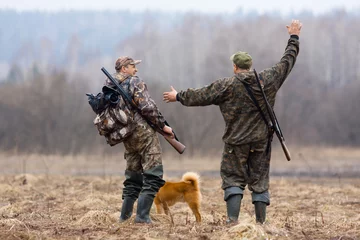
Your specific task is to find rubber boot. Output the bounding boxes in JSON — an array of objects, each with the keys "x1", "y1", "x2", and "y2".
[
  {"x1": 119, "y1": 198, "x2": 136, "y2": 222},
  {"x1": 254, "y1": 201, "x2": 267, "y2": 224},
  {"x1": 134, "y1": 194, "x2": 154, "y2": 224},
  {"x1": 226, "y1": 194, "x2": 243, "y2": 224}
]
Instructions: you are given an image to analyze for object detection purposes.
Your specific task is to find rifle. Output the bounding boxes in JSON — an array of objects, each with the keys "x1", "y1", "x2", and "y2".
[
  {"x1": 253, "y1": 69, "x2": 291, "y2": 161},
  {"x1": 101, "y1": 67, "x2": 186, "y2": 154}
]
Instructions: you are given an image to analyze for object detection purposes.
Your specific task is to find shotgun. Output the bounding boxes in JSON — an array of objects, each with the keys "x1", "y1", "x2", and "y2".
[
  {"x1": 101, "y1": 67, "x2": 186, "y2": 154},
  {"x1": 254, "y1": 69, "x2": 291, "y2": 161}
]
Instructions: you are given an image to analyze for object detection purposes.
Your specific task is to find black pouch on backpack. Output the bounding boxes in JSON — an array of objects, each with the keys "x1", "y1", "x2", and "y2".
[
  {"x1": 86, "y1": 92, "x2": 109, "y2": 115},
  {"x1": 86, "y1": 86, "x2": 121, "y2": 114}
]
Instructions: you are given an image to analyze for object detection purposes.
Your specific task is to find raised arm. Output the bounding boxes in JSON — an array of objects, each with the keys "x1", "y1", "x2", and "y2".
[{"x1": 261, "y1": 20, "x2": 302, "y2": 91}]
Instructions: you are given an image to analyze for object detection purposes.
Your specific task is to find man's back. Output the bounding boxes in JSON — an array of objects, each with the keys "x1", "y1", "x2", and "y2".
[
  {"x1": 218, "y1": 72, "x2": 270, "y2": 145},
  {"x1": 175, "y1": 36, "x2": 300, "y2": 145}
]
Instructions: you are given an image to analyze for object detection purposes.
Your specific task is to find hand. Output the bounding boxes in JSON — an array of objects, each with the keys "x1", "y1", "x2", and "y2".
[
  {"x1": 162, "y1": 125, "x2": 174, "y2": 139},
  {"x1": 286, "y1": 19, "x2": 302, "y2": 36},
  {"x1": 163, "y1": 86, "x2": 178, "y2": 103}
]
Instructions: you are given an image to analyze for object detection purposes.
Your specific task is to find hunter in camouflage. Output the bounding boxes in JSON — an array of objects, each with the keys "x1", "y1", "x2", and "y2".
[
  {"x1": 163, "y1": 20, "x2": 302, "y2": 224},
  {"x1": 106, "y1": 56, "x2": 174, "y2": 224}
]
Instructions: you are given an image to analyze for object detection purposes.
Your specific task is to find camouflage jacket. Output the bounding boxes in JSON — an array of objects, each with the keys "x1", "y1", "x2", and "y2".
[
  {"x1": 104, "y1": 73, "x2": 166, "y2": 135},
  {"x1": 177, "y1": 36, "x2": 300, "y2": 145}
]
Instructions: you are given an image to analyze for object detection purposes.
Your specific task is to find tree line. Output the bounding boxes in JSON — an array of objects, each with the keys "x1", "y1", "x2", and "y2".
[{"x1": 0, "y1": 11, "x2": 359, "y2": 155}]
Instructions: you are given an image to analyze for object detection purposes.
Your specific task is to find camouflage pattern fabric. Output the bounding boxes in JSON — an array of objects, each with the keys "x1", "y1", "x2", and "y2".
[
  {"x1": 104, "y1": 72, "x2": 165, "y2": 170},
  {"x1": 115, "y1": 56, "x2": 141, "y2": 72},
  {"x1": 221, "y1": 138, "x2": 271, "y2": 193},
  {"x1": 105, "y1": 72, "x2": 166, "y2": 133},
  {"x1": 177, "y1": 37, "x2": 299, "y2": 145},
  {"x1": 93, "y1": 93, "x2": 135, "y2": 146},
  {"x1": 176, "y1": 37, "x2": 299, "y2": 194},
  {"x1": 123, "y1": 121, "x2": 162, "y2": 173}
]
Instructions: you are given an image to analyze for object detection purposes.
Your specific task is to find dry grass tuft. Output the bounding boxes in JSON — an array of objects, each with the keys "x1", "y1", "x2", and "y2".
[
  {"x1": 13, "y1": 174, "x2": 40, "y2": 186},
  {"x1": 0, "y1": 219, "x2": 30, "y2": 232},
  {"x1": 77, "y1": 210, "x2": 117, "y2": 227},
  {"x1": 75, "y1": 198, "x2": 108, "y2": 210},
  {"x1": 220, "y1": 219, "x2": 268, "y2": 240},
  {"x1": 0, "y1": 184, "x2": 21, "y2": 198},
  {"x1": 0, "y1": 204, "x2": 23, "y2": 218}
]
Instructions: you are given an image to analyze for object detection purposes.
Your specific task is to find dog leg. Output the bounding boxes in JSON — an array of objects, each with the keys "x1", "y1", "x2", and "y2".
[
  {"x1": 156, "y1": 204, "x2": 164, "y2": 214},
  {"x1": 187, "y1": 201, "x2": 201, "y2": 223},
  {"x1": 154, "y1": 197, "x2": 164, "y2": 214},
  {"x1": 163, "y1": 202, "x2": 170, "y2": 215}
]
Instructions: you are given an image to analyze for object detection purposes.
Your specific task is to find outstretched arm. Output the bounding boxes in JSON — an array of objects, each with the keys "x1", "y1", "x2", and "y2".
[
  {"x1": 261, "y1": 19, "x2": 302, "y2": 91},
  {"x1": 163, "y1": 78, "x2": 232, "y2": 106}
]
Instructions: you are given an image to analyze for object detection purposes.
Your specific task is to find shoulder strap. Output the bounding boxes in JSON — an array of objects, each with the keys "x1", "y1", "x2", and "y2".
[
  {"x1": 241, "y1": 81, "x2": 271, "y2": 130},
  {"x1": 122, "y1": 77, "x2": 136, "y2": 108},
  {"x1": 114, "y1": 76, "x2": 138, "y2": 110}
]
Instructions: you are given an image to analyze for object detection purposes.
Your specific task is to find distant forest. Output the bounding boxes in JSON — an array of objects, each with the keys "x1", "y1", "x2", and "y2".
[{"x1": 0, "y1": 9, "x2": 359, "y2": 155}]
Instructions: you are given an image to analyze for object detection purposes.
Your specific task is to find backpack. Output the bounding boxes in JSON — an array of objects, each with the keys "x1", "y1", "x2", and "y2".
[{"x1": 86, "y1": 83, "x2": 136, "y2": 146}]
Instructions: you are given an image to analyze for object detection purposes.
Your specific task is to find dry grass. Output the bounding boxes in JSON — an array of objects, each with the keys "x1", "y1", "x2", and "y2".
[
  {"x1": 0, "y1": 173, "x2": 358, "y2": 239},
  {"x1": 0, "y1": 148, "x2": 359, "y2": 239},
  {"x1": 0, "y1": 145, "x2": 359, "y2": 177}
]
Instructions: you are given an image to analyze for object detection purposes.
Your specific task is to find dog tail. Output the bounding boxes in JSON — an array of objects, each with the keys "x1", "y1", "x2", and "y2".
[{"x1": 182, "y1": 172, "x2": 200, "y2": 190}]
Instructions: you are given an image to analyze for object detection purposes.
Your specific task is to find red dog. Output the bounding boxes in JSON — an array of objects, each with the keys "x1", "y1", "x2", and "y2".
[{"x1": 154, "y1": 172, "x2": 201, "y2": 222}]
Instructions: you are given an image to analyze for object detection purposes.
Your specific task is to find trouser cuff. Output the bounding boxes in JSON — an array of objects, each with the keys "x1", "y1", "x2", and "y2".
[
  {"x1": 224, "y1": 186, "x2": 244, "y2": 201},
  {"x1": 252, "y1": 190, "x2": 270, "y2": 205}
]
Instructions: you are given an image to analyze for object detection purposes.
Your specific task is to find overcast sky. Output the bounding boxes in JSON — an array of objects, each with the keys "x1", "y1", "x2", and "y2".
[{"x1": 0, "y1": 0, "x2": 359, "y2": 14}]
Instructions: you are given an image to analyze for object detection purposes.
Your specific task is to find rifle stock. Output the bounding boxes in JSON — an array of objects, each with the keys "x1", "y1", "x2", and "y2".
[
  {"x1": 101, "y1": 67, "x2": 186, "y2": 154},
  {"x1": 163, "y1": 134, "x2": 186, "y2": 154},
  {"x1": 280, "y1": 139, "x2": 291, "y2": 161}
]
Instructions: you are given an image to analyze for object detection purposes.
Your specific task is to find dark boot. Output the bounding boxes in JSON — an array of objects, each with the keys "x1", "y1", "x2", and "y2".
[
  {"x1": 122, "y1": 170, "x2": 143, "y2": 200},
  {"x1": 119, "y1": 198, "x2": 135, "y2": 222},
  {"x1": 254, "y1": 201, "x2": 267, "y2": 224},
  {"x1": 226, "y1": 194, "x2": 243, "y2": 224},
  {"x1": 141, "y1": 165, "x2": 165, "y2": 196},
  {"x1": 134, "y1": 194, "x2": 154, "y2": 224}
]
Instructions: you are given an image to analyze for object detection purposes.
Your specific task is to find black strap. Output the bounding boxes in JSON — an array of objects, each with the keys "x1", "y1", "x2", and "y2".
[
  {"x1": 241, "y1": 80, "x2": 273, "y2": 153},
  {"x1": 241, "y1": 81, "x2": 271, "y2": 130}
]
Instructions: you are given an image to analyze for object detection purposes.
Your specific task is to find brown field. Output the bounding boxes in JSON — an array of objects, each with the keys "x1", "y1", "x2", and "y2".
[{"x1": 0, "y1": 147, "x2": 359, "y2": 239}]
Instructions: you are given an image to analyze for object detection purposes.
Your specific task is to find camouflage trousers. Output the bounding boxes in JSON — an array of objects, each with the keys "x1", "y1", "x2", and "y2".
[
  {"x1": 221, "y1": 138, "x2": 271, "y2": 194},
  {"x1": 122, "y1": 121, "x2": 165, "y2": 199},
  {"x1": 123, "y1": 121, "x2": 163, "y2": 172}
]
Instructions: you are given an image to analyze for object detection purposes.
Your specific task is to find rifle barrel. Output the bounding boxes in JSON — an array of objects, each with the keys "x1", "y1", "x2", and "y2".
[{"x1": 254, "y1": 69, "x2": 291, "y2": 161}]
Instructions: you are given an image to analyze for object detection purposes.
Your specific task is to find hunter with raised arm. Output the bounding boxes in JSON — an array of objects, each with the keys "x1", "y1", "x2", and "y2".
[{"x1": 163, "y1": 20, "x2": 302, "y2": 224}]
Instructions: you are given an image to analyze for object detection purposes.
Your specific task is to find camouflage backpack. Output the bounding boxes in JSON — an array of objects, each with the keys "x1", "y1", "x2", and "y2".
[{"x1": 86, "y1": 80, "x2": 136, "y2": 146}]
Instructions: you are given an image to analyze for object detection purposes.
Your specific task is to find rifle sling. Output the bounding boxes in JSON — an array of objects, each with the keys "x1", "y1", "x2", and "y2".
[
  {"x1": 241, "y1": 81, "x2": 271, "y2": 131},
  {"x1": 241, "y1": 80, "x2": 273, "y2": 153},
  {"x1": 108, "y1": 77, "x2": 179, "y2": 141}
]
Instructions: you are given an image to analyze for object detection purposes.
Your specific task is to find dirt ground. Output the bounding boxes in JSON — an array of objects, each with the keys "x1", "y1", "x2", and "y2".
[
  {"x1": 0, "y1": 147, "x2": 359, "y2": 240},
  {"x1": 0, "y1": 173, "x2": 359, "y2": 240}
]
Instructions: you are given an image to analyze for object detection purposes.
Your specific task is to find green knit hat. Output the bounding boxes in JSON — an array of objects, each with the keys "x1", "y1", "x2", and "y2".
[{"x1": 230, "y1": 51, "x2": 252, "y2": 69}]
